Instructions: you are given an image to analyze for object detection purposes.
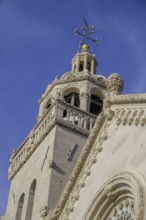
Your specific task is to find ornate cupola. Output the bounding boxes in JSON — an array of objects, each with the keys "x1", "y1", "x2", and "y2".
[{"x1": 72, "y1": 44, "x2": 97, "y2": 74}]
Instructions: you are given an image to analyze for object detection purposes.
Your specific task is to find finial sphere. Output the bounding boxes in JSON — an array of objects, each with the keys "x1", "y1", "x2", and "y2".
[{"x1": 82, "y1": 44, "x2": 89, "y2": 52}]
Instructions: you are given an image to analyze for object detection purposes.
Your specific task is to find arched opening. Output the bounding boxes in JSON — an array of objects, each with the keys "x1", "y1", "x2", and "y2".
[
  {"x1": 90, "y1": 94, "x2": 103, "y2": 115},
  {"x1": 79, "y1": 61, "x2": 84, "y2": 72},
  {"x1": 46, "y1": 102, "x2": 51, "y2": 110},
  {"x1": 25, "y1": 179, "x2": 37, "y2": 220},
  {"x1": 45, "y1": 100, "x2": 51, "y2": 111},
  {"x1": 63, "y1": 109, "x2": 67, "y2": 117},
  {"x1": 15, "y1": 193, "x2": 25, "y2": 220},
  {"x1": 43, "y1": 100, "x2": 51, "y2": 116},
  {"x1": 84, "y1": 172, "x2": 145, "y2": 220},
  {"x1": 64, "y1": 92, "x2": 80, "y2": 108},
  {"x1": 87, "y1": 62, "x2": 91, "y2": 72}
]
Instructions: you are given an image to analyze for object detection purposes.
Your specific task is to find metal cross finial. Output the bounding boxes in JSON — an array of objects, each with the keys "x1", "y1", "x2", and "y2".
[{"x1": 74, "y1": 18, "x2": 99, "y2": 49}]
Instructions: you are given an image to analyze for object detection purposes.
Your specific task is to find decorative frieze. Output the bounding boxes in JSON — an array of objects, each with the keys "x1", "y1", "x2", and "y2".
[{"x1": 115, "y1": 108, "x2": 146, "y2": 126}]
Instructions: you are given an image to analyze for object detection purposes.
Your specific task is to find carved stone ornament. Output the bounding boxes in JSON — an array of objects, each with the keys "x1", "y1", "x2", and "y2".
[
  {"x1": 48, "y1": 159, "x2": 54, "y2": 168},
  {"x1": 52, "y1": 89, "x2": 61, "y2": 101},
  {"x1": 80, "y1": 92, "x2": 90, "y2": 98},
  {"x1": 40, "y1": 206, "x2": 49, "y2": 218},
  {"x1": 9, "y1": 149, "x2": 17, "y2": 163},
  {"x1": 107, "y1": 199, "x2": 135, "y2": 220},
  {"x1": 106, "y1": 73, "x2": 124, "y2": 95},
  {"x1": 104, "y1": 108, "x2": 115, "y2": 121},
  {"x1": 114, "y1": 108, "x2": 146, "y2": 126},
  {"x1": 83, "y1": 171, "x2": 146, "y2": 220},
  {"x1": 43, "y1": 207, "x2": 61, "y2": 220}
]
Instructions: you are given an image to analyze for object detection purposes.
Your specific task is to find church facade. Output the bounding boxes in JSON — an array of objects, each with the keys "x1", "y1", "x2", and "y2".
[{"x1": 1, "y1": 44, "x2": 146, "y2": 220}]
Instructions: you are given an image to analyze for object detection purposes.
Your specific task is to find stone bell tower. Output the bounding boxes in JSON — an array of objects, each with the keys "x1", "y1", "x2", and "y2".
[{"x1": 4, "y1": 43, "x2": 108, "y2": 220}]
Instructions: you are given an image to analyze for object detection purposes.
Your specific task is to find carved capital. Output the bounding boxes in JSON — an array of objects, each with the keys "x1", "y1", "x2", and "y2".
[
  {"x1": 80, "y1": 92, "x2": 90, "y2": 99},
  {"x1": 49, "y1": 160, "x2": 54, "y2": 168},
  {"x1": 104, "y1": 184, "x2": 116, "y2": 202}
]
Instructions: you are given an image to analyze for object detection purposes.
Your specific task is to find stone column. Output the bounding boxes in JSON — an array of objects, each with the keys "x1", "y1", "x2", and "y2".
[
  {"x1": 84, "y1": 56, "x2": 87, "y2": 70},
  {"x1": 76, "y1": 56, "x2": 80, "y2": 72},
  {"x1": 80, "y1": 92, "x2": 90, "y2": 112},
  {"x1": 91, "y1": 60, "x2": 95, "y2": 74},
  {"x1": 56, "y1": 104, "x2": 64, "y2": 118}
]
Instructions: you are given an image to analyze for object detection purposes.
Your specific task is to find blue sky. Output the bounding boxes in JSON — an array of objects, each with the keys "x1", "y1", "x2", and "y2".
[{"x1": 0, "y1": 0, "x2": 146, "y2": 215}]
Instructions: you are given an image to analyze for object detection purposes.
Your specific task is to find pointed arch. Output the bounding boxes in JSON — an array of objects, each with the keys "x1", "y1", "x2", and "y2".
[
  {"x1": 15, "y1": 193, "x2": 25, "y2": 220},
  {"x1": 84, "y1": 172, "x2": 146, "y2": 220},
  {"x1": 25, "y1": 179, "x2": 37, "y2": 220}
]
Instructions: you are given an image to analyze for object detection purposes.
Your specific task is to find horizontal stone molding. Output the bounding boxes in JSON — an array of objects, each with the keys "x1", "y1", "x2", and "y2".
[{"x1": 110, "y1": 94, "x2": 146, "y2": 104}]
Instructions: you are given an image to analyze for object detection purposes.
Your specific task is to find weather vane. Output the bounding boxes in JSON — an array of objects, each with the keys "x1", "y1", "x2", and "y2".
[{"x1": 74, "y1": 18, "x2": 99, "y2": 49}]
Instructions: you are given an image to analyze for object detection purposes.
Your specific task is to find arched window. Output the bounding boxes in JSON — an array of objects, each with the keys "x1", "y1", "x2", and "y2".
[
  {"x1": 25, "y1": 179, "x2": 37, "y2": 220},
  {"x1": 46, "y1": 102, "x2": 51, "y2": 110},
  {"x1": 15, "y1": 193, "x2": 25, "y2": 220},
  {"x1": 90, "y1": 94, "x2": 103, "y2": 115},
  {"x1": 43, "y1": 100, "x2": 51, "y2": 116},
  {"x1": 79, "y1": 61, "x2": 84, "y2": 72},
  {"x1": 84, "y1": 172, "x2": 145, "y2": 220},
  {"x1": 87, "y1": 62, "x2": 91, "y2": 72},
  {"x1": 64, "y1": 92, "x2": 80, "y2": 108}
]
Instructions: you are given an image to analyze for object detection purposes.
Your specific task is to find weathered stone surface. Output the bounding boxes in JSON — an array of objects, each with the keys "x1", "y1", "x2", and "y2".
[{"x1": 2, "y1": 48, "x2": 146, "y2": 220}]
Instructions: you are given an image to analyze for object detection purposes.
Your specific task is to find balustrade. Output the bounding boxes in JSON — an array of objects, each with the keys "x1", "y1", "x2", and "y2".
[
  {"x1": 8, "y1": 100, "x2": 96, "y2": 179},
  {"x1": 61, "y1": 102, "x2": 96, "y2": 131}
]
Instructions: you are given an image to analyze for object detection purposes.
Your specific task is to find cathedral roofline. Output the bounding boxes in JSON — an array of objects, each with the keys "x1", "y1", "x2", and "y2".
[{"x1": 44, "y1": 92, "x2": 146, "y2": 219}]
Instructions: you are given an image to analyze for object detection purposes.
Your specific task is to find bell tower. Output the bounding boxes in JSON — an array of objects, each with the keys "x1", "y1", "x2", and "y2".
[
  {"x1": 72, "y1": 44, "x2": 97, "y2": 74},
  {"x1": 4, "y1": 21, "x2": 108, "y2": 220}
]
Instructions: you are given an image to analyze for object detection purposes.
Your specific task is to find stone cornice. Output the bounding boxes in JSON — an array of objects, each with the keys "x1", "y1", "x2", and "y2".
[
  {"x1": 109, "y1": 94, "x2": 146, "y2": 104},
  {"x1": 56, "y1": 118, "x2": 89, "y2": 137},
  {"x1": 71, "y1": 51, "x2": 96, "y2": 62}
]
